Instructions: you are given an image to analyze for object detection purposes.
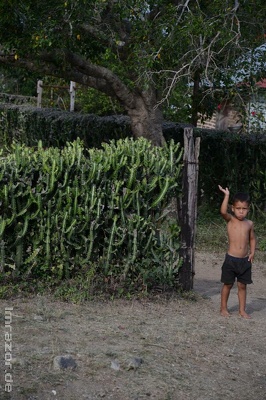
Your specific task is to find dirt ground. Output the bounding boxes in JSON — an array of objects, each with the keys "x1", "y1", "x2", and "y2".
[{"x1": 1, "y1": 250, "x2": 266, "y2": 400}]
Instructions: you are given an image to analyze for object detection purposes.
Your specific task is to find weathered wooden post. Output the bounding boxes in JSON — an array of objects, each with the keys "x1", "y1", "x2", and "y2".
[
  {"x1": 178, "y1": 127, "x2": 200, "y2": 290},
  {"x1": 37, "y1": 80, "x2": 43, "y2": 108},
  {"x1": 70, "y1": 81, "x2": 76, "y2": 112}
]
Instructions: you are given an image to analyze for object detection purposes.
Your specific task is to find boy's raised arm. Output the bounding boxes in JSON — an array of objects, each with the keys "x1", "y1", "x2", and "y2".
[{"x1": 218, "y1": 185, "x2": 232, "y2": 221}]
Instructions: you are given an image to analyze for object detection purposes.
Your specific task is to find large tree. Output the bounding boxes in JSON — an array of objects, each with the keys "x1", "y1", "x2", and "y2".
[{"x1": 0, "y1": 0, "x2": 265, "y2": 145}]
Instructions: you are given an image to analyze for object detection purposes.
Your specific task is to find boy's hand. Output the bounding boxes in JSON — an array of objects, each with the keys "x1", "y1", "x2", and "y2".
[
  {"x1": 248, "y1": 254, "x2": 254, "y2": 262},
  {"x1": 218, "y1": 185, "x2": 229, "y2": 196}
]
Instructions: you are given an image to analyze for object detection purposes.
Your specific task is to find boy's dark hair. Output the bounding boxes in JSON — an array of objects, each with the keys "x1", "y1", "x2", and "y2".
[{"x1": 232, "y1": 192, "x2": 250, "y2": 205}]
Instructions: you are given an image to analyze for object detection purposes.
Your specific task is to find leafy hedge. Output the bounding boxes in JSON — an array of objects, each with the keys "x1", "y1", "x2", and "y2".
[
  {"x1": 0, "y1": 104, "x2": 132, "y2": 149},
  {"x1": 0, "y1": 104, "x2": 188, "y2": 149},
  {"x1": 163, "y1": 125, "x2": 266, "y2": 214},
  {"x1": 194, "y1": 129, "x2": 266, "y2": 213},
  {"x1": 0, "y1": 138, "x2": 183, "y2": 292}
]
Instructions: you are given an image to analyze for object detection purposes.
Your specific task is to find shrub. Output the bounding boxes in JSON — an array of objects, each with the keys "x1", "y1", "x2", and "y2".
[{"x1": 0, "y1": 138, "x2": 183, "y2": 293}]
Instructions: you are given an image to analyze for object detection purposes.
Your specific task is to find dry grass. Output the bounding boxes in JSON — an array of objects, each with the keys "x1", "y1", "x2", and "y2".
[{"x1": 1, "y1": 247, "x2": 266, "y2": 400}]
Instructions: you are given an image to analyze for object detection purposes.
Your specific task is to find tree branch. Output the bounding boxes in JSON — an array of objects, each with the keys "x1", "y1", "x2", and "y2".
[{"x1": 0, "y1": 50, "x2": 137, "y2": 110}]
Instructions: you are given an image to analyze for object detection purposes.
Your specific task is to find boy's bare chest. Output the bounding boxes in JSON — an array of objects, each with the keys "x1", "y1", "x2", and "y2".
[{"x1": 227, "y1": 219, "x2": 250, "y2": 238}]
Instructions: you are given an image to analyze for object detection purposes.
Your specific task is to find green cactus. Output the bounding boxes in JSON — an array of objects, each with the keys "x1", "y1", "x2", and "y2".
[{"x1": 0, "y1": 240, "x2": 5, "y2": 272}]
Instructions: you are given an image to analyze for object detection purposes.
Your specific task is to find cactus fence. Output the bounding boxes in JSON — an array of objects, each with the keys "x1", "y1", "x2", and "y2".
[{"x1": 0, "y1": 137, "x2": 184, "y2": 294}]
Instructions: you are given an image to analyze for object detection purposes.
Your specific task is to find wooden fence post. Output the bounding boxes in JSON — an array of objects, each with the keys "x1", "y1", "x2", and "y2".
[
  {"x1": 70, "y1": 81, "x2": 76, "y2": 112},
  {"x1": 178, "y1": 127, "x2": 200, "y2": 291},
  {"x1": 37, "y1": 80, "x2": 43, "y2": 108},
  {"x1": 37, "y1": 80, "x2": 77, "y2": 111}
]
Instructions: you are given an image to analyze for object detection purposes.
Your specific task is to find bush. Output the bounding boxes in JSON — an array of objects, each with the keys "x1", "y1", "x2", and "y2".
[
  {"x1": 0, "y1": 104, "x2": 132, "y2": 149},
  {"x1": 0, "y1": 138, "x2": 183, "y2": 294}
]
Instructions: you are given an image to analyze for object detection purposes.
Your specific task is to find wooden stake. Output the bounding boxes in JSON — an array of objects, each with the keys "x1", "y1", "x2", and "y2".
[{"x1": 179, "y1": 128, "x2": 200, "y2": 291}]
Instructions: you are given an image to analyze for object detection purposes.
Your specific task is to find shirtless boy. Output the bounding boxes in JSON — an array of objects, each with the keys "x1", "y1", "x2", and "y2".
[{"x1": 218, "y1": 185, "x2": 256, "y2": 319}]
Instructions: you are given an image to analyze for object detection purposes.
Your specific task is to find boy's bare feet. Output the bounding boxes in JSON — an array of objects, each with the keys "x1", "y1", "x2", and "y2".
[
  {"x1": 220, "y1": 309, "x2": 231, "y2": 317},
  {"x1": 239, "y1": 312, "x2": 251, "y2": 319}
]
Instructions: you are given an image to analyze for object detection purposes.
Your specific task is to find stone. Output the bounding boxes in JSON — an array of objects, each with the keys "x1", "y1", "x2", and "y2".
[
  {"x1": 127, "y1": 357, "x2": 143, "y2": 370},
  {"x1": 53, "y1": 355, "x2": 77, "y2": 370}
]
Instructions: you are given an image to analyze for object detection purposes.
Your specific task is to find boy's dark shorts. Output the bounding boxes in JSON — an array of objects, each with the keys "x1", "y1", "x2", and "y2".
[{"x1": 221, "y1": 253, "x2": 252, "y2": 285}]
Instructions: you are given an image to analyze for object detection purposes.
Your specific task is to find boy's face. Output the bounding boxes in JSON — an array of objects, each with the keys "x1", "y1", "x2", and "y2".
[{"x1": 232, "y1": 200, "x2": 249, "y2": 221}]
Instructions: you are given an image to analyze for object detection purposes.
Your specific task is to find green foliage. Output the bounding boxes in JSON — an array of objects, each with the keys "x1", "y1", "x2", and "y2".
[
  {"x1": 0, "y1": 0, "x2": 264, "y2": 131},
  {"x1": 163, "y1": 81, "x2": 193, "y2": 123},
  {"x1": 162, "y1": 125, "x2": 266, "y2": 216},
  {"x1": 0, "y1": 138, "x2": 183, "y2": 294},
  {"x1": 0, "y1": 66, "x2": 38, "y2": 96},
  {"x1": 0, "y1": 104, "x2": 132, "y2": 148},
  {"x1": 53, "y1": 267, "x2": 97, "y2": 303},
  {"x1": 194, "y1": 130, "x2": 266, "y2": 212},
  {"x1": 77, "y1": 87, "x2": 123, "y2": 116}
]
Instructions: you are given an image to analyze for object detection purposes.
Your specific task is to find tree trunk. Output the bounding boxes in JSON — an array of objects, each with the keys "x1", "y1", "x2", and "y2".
[
  {"x1": 126, "y1": 91, "x2": 165, "y2": 147},
  {"x1": 178, "y1": 128, "x2": 200, "y2": 291}
]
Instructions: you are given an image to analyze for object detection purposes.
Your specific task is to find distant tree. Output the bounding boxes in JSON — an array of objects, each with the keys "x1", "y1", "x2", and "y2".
[{"x1": 0, "y1": 0, "x2": 264, "y2": 144}]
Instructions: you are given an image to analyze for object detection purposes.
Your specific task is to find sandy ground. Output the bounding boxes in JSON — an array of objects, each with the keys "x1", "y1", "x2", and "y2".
[{"x1": 1, "y1": 251, "x2": 266, "y2": 400}]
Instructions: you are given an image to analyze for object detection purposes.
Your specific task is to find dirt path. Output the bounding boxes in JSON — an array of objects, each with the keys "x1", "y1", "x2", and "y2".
[{"x1": 1, "y1": 251, "x2": 266, "y2": 400}]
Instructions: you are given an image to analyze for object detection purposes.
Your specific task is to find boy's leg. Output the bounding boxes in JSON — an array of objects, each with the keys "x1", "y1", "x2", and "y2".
[
  {"x1": 220, "y1": 283, "x2": 233, "y2": 316},
  {"x1": 237, "y1": 281, "x2": 251, "y2": 319}
]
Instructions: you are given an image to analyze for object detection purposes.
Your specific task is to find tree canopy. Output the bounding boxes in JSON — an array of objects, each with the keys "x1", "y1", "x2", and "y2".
[{"x1": 0, "y1": 0, "x2": 265, "y2": 144}]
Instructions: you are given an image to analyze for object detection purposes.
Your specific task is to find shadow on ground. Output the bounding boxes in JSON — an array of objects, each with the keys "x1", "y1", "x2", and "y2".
[{"x1": 193, "y1": 278, "x2": 221, "y2": 299}]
